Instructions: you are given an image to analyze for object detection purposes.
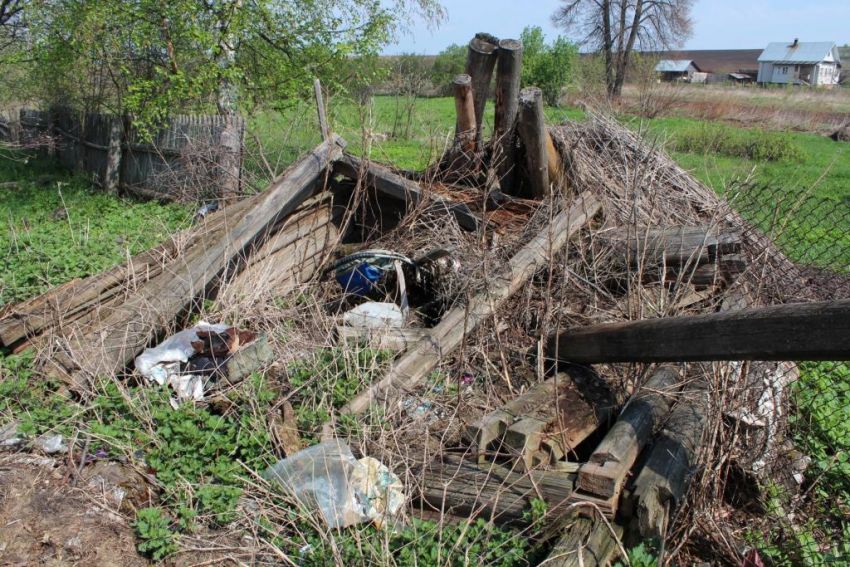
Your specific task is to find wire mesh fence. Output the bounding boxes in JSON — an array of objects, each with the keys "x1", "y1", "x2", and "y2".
[{"x1": 719, "y1": 182, "x2": 850, "y2": 564}]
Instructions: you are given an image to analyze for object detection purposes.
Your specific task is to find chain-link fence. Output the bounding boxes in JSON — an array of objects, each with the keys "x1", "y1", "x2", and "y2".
[{"x1": 720, "y1": 183, "x2": 850, "y2": 565}]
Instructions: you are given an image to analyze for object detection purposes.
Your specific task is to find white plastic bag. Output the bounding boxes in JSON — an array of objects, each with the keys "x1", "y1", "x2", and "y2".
[{"x1": 342, "y1": 302, "x2": 404, "y2": 329}]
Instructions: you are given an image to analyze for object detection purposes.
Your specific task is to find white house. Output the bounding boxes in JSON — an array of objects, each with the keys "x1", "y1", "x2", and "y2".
[{"x1": 757, "y1": 39, "x2": 842, "y2": 86}]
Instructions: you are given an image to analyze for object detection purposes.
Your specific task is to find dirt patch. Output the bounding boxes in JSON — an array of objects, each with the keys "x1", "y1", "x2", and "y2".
[{"x1": 0, "y1": 454, "x2": 146, "y2": 566}]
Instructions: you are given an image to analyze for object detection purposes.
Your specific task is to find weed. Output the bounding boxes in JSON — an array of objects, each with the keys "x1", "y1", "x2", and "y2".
[
  {"x1": 134, "y1": 507, "x2": 178, "y2": 561},
  {"x1": 670, "y1": 122, "x2": 803, "y2": 162}
]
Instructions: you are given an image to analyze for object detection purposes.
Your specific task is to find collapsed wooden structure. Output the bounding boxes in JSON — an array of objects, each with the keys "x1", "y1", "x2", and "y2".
[{"x1": 3, "y1": 32, "x2": 847, "y2": 567}]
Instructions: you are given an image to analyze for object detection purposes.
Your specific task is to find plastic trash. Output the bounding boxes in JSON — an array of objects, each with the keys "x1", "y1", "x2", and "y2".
[
  {"x1": 135, "y1": 321, "x2": 230, "y2": 404},
  {"x1": 263, "y1": 440, "x2": 405, "y2": 529},
  {"x1": 342, "y1": 302, "x2": 404, "y2": 329},
  {"x1": 333, "y1": 250, "x2": 414, "y2": 297},
  {"x1": 35, "y1": 433, "x2": 67, "y2": 454}
]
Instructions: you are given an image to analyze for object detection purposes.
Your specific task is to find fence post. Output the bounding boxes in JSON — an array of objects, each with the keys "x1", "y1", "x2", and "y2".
[
  {"x1": 219, "y1": 115, "x2": 243, "y2": 202},
  {"x1": 104, "y1": 116, "x2": 123, "y2": 194}
]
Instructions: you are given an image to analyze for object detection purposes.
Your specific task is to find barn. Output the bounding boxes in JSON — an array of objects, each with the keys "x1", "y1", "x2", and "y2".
[{"x1": 757, "y1": 39, "x2": 842, "y2": 87}]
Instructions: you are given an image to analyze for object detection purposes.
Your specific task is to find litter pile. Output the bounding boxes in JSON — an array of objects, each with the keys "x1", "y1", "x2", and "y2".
[{"x1": 0, "y1": 32, "x2": 831, "y2": 566}]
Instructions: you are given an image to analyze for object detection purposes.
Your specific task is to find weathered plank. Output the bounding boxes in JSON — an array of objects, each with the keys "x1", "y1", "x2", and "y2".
[
  {"x1": 335, "y1": 192, "x2": 602, "y2": 419},
  {"x1": 601, "y1": 225, "x2": 742, "y2": 268},
  {"x1": 546, "y1": 517, "x2": 624, "y2": 567},
  {"x1": 549, "y1": 300, "x2": 850, "y2": 364},
  {"x1": 414, "y1": 455, "x2": 575, "y2": 526},
  {"x1": 332, "y1": 154, "x2": 482, "y2": 232},
  {"x1": 577, "y1": 367, "x2": 680, "y2": 499},
  {"x1": 49, "y1": 136, "x2": 345, "y2": 392}
]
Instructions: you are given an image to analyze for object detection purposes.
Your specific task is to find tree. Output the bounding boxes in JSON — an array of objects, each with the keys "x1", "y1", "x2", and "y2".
[
  {"x1": 17, "y1": 0, "x2": 444, "y2": 133},
  {"x1": 553, "y1": 0, "x2": 693, "y2": 97},
  {"x1": 431, "y1": 43, "x2": 466, "y2": 95},
  {"x1": 520, "y1": 26, "x2": 577, "y2": 106}
]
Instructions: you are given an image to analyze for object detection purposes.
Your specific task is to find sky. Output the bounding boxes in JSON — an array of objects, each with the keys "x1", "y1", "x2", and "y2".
[{"x1": 384, "y1": 0, "x2": 850, "y2": 55}]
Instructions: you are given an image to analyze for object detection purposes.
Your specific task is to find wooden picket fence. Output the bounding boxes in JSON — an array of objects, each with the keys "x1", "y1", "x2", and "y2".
[{"x1": 8, "y1": 107, "x2": 244, "y2": 201}]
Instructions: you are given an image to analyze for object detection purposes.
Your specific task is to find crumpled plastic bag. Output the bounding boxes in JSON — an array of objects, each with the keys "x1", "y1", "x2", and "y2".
[
  {"x1": 134, "y1": 321, "x2": 230, "y2": 404},
  {"x1": 263, "y1": 440, "x2": 405, "y2": 529},
  {"x1": 342, "y1": 302, "x2": 404, "y2": 329}
]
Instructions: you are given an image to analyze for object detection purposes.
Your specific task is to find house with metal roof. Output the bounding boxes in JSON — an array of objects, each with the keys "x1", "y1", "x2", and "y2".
[
  {"x1": 654, "y1": 59, "x2": 701, "y2": 82},
  {"x1": 757, "y1": 39, "x2": 841, "y2": 86}
]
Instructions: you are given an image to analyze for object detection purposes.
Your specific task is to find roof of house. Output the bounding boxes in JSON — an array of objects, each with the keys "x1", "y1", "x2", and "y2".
[
  {"x1": 729, "y1": 73, "x2": 753, "y2": 80},
  {"x1": 655, "y1": 59, "x2": 697, "y2": 73},
  {"x1": 758, "y1": 41, "x2": 837, "y2": 64}
]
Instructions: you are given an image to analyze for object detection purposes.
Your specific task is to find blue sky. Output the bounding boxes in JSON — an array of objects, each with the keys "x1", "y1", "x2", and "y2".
[{"x1": 385, "y1": 0, "x2": 850, "y2": 54}]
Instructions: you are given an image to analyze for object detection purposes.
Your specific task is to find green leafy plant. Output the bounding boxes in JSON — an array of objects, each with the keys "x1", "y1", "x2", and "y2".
[
  {"x1": 134, "y1": 507, "x2": 178, "y2": 561},
  {"x1": 671, "y1": 123, "x2": 803, "y2": 162}
]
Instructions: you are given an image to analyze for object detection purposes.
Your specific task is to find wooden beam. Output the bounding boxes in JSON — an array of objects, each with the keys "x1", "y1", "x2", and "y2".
[
  {"x1": 577, "y1": 367, "x2": 680, "y2": 499},
  {"x1": 333, "y1": 154, "x2": 482, "y2": 232},
  {"x1": 546, "y1": 517, "x2": 624, "y2": 567},
  {"x1": 335, "y1": 192, "x2": 601, "y2": 418},
  {"x1": 414, "y1": 455, "x2": 575, "y2": 526},
  {"x1": 549, "y1": 300, "x2": 850, "y2": 364},
  {"x1": 599, "y1": 225, "x2": 742, "y2": 268},
  {"x1": 464, "y1": 33, "x2": 499, "y2": 149},
  {"x1": 313, "y1": 78, "x2": 329, "y2": 141},
  {"x1": 453, "y1": 74, "x2": 476, "y2": 151},
  {"x1": 516, "y1": 87, "x2": 549, "y2": 199},
  {"x1": 631, "y1": 380, "x2": 709, "y2": 540},
  {"x1": 50, "y1": 136, "x2": 346, "y2": 392},
  {"x1": 493, "y1": 38, "x2": 523, "y2": 192}
]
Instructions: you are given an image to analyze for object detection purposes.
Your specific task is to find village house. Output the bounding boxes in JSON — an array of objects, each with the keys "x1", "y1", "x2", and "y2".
[
  {"x1": 654, "y1": 59, "x2": 702, "y2": 82},
  {"x1": 757, "y1": 39, "x2": 842, "y2": 86}
]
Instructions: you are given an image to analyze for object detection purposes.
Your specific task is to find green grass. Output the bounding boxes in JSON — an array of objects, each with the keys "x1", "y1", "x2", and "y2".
[{"x1": 0, "y1": 153, "x2": 190, "y2": 306}]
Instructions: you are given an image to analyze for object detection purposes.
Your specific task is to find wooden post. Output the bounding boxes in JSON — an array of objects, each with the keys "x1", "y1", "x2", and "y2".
[
  {"x1": 464, "y1": 33, "x2": 499, "y2": 148},
  {"x1": 314, "y1": 78, "x2": 329, "y2": 141},
  {"x1": 334, "y1": 192, "x2": 601, "y2": 419},
  {"x1": 577, "y1": 367, "x2": 680, "y2": 499},
  {"x1": 453, "y1": 74, "x2": 476, "y2": 151},
  {"x1": 219, "y1": 114, "x2": 243, "y2": 202},
  {"x1": 104, "y1": 116, "x2": 123, "y2": 194},
  {"x1": 516, "y1": 87, "x2": 549, "y2": 199},
  {"x1": 494, "y1": 39, "x2": 523, "y2": 193},
  {"x1": 548, "y1": 300, "x2": 850, "y2": 364}
]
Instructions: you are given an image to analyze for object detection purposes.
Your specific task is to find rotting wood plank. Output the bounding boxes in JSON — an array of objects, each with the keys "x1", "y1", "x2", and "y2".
[
  {"x1": 600, "y1": 225, "x2": 742, "y2": 268},
  {"x1": 334, "y1": 192, "x2": 602, "y2": 421},
  {"x1": 414, "y1": 455, "x2": 575, "y2": 526},
  {"x1": 549, "y1": 300, "x2": 850, "y2": 364},
  {"x1": 577, "y1": 367, "x2": 680, "y2": 499},
  {"x1": 546, "y1": 517, "x2": 624, "y2": 567},
  {"x1": 332, "y1": 154, "x2": 482, "y2": 232},
  {"x1": 631, "y1": 380, "x2": 709, "y2": 540},
  {"x1": 48, "y1": 136, "x2": 345, "y2": 393}
]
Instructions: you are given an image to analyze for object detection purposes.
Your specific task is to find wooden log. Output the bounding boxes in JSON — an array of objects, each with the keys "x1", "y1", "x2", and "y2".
[
  {"x1": 464, "y1": 33, "x2": 499, "y2": 148},
  {"x1": 549, "y1": 300, "x2": 850, "y2": 364},
  {"x1": 493, "y1": 38, "x2": 523, "y2": 193},
  {"x1": 49, "y1": 136, "x2": 345, "y2": 392},
  {"x1": 453, "y1": 74, "x2": 476, "y2": 151},
  {"x1": 602, "y1": 225, "x2": 742, "y2": 268},
  {"x1": 333, "y1": 154, "x2": 482, "y2": 232},
  {"x1": 577, "y1": 367, "x2": 680, "y2": 499},
  {"x1": 414, "y1": 455, "x2": 575, "y2": 526},
  {"x1": 336, "y1": 192, "x2": 601, "y2": 418},
  {"x1": 516, "y1": 87, "x2": 549, "y2": 199},
  {"x1": 546, "y1": 517, "x2": 624, "y2": 567},
  {"x1": 632, "y1": 381, "x2": 709, "y2": 540},
  {"x1": 336, "y1": 326, "x2": 430, "y2": 351}
]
